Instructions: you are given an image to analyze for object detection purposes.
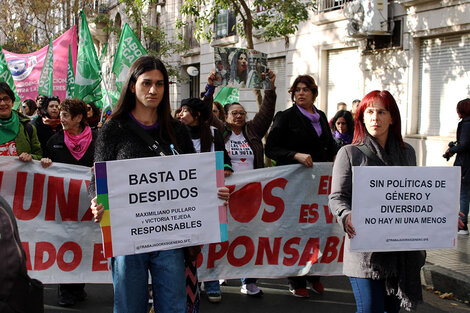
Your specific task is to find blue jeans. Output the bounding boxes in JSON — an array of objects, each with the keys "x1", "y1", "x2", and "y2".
[
  {"x1": 204, "y1": 280, "x2": 221, "y2": 293},
  {"x1": 349, "y1": 277, "x2": 401, "y2": 313},
  {"x1": 460, "y1": 180, "x2": 470, "y2": 225},
  {"x1": 111, "y1": 249, "x2": 186, "y2": 313}
]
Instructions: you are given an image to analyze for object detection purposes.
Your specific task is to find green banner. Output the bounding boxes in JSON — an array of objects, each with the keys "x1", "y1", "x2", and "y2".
[
  {"x1": 112, "y1": 23, "x2": 147, "y2": 92},
  {"x1": 74, "y1": 11, "x2": 102, "y2": 100},
  {"x1": 38, "y1": 37, "x2": 54, "y2": 96},
  {"x1": 0, "y1": 43, "x2": 21, "y2": 109},
  {"x1": 66, "y1": 45, "x2": 75, "y2": 99},
  {"x1": 214, "y1": 87, "x2": 239, "y2": 106}
]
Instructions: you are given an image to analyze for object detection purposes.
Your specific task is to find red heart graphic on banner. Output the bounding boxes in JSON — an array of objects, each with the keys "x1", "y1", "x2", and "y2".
[{"x1": 241, "y1": 158, "x2": 246, "y2": 162}]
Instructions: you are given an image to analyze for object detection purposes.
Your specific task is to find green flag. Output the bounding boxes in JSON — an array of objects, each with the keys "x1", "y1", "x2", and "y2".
[
  {"x1": 0, "y1": 44, "x2": 21, "y2": 110},
  {"x1": 112, "y1": 23, "x2": 147, "y2": 92},
  {"x1": 214, "y1": 87, "x2": 239, "y2": 106},
  {"x1": 66, "y1": 45, "x2": 75, "y2": 99},
  {"x1": 74, "y1": 11, "x2": 102, "y2": 100},
  {"x1": 38, "y1": 37, "x2": 54, "y2": 96},
  {"x1": 99, "y1": 42, "x2": 108, "y2": 65}
]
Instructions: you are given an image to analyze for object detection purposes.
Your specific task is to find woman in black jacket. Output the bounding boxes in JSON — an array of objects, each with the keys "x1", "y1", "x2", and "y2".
[
  {"x1": 446, "y1": 98, "x2": 470, "y2": 235},
  {"x1": 31, "y1": 96, "x2": 62, "y2": 153},
  {"x1": 265, "y1": 75, "x2": 338, "y2": 298}
]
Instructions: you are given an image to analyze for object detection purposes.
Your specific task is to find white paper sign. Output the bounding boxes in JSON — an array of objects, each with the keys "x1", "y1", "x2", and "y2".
[
  {"x1": 351, "y1": 166, "x2": 460, "y2": 252},
  {"x1": 95, "y1": 152, "x2": 226, "y2": 257}
]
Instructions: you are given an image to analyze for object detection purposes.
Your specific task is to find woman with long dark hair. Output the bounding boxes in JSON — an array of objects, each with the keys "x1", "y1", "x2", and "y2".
[
  {"x1": 31, "y1": 96, "x2": 62, "y2": 153},
  {"x1": 331, "y1": 109, "x2": 354, "y2": 148},
  {"x1": 90, "y1": 55, "x2": 229, "y2": 312},
  {"x1": 329, "y1": 90, "x2": 425, "y2": 312}
]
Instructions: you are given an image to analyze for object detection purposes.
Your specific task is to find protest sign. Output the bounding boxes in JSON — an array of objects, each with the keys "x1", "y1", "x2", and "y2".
[
  {"x1": 197, "y1": 163, "x2": 345, "y2": 281},
  {"x1": 0, "y1": 157, "x2": 109, "y2": 284},
  {"x1": 4, "y1": 26, "x2": 77, "y2": 102},
  {"x1": 214, "y1": 47, "x2": 270, "y2": 89},
  {"x1": 95, "y1": 152, "x2": 227, "y2": 258},
  {"x1": 350, "y1": 166, "x2": 460, "y2": 252}
]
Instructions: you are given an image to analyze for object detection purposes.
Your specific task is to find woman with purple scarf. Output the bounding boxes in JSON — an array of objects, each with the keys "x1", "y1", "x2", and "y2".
[
  {"x1": 331, "y1": 109, "x2": 354, "y2": 148},
  {"x1": 265, "y1": 74, "x2": 338, "y2": 298}
]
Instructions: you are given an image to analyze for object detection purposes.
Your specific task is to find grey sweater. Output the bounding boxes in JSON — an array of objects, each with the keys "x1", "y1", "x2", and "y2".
[{"x1": 328, "y1": 135, "x2": 417, "y2": 278}]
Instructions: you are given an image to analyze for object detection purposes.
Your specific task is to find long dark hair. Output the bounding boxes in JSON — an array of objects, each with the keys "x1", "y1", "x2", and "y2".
[
  {"x1": 110, "y1": 55, "x2": 179, "y2": 150},
  {"x1": 352, "y1": 90, "x2": 403, "y2": 146},
  {"x1": 331, "y1": 110, "x2": 354, "y2": 134},
  {"x1": 180, "y1": 98, "x2": 213, "y2": 152}
]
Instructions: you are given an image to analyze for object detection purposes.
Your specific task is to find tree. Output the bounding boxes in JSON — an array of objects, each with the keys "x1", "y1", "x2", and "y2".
[
  {"x1": 0, "y1": 0, "x2": 94, "y2": 53},
  {"x1": 178, "y1": 0, "x2": 314, "y2": 50},
  {"x1": 119, "y1": 0, "x2": 187, "y2": 79}
]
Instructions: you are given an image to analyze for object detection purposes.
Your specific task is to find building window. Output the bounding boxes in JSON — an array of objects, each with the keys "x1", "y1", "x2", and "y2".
[
  {"x1": 215, "y1": 9, "x2": 236, "y2": 38},
  {"x1": 184, "y1": 19, "x2": 199, "y2": 49},
  {"x1": 316, "y1": 0, "x2": 353, "y2": 13}
]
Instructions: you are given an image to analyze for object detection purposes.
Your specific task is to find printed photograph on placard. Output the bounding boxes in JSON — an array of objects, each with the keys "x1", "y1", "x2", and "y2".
[{"x1": 213, "y1": 47, "x2": 270, "y2": 89}]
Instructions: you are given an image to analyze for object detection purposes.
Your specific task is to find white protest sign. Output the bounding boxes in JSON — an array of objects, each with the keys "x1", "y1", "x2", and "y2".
[
  {"x1": 351, "y1": 166, "x2": 460, "y2": 252},
  {"x1": 95, "y1": 152, "x2": 227, "y2": 257}
]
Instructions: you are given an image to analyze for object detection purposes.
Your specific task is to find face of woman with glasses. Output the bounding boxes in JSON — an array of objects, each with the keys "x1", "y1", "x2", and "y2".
[
  {"x1": 0, "y1": 92, "x2": 13, "y2": 119},
  {"x1": 225, "y1": 104, "x2": 247, "y2": 129}
]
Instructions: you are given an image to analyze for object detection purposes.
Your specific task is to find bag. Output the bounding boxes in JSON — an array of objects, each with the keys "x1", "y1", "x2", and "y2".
[{"x1": 0, "y1": 196, "x2": 44, "y2": 313}]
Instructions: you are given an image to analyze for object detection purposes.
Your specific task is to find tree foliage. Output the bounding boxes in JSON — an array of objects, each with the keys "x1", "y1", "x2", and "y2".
[
  {"x1": 178, "y1": 0, "x2": 314, "y2": 49},
  {"x1": 0, "y1": 0, "x2": 94, "y2": 53},
  {"x1": 118, "y1": 0, "x2": 187, "y2": 79}
]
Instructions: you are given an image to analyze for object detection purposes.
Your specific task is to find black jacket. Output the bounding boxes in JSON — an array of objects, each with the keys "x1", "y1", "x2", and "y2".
[
  {"x1": 450, "y1": 116, "x2": 470, "y2": 183},
  {"x1": 265, "y1": 105, "x2": 338, "y2": 165},
  {"x1": 30, "y1": 117, "x2": 62, "y2": 154},
  {"x1": 44, "y1": 129, "x2": 97, "y2": 167}
]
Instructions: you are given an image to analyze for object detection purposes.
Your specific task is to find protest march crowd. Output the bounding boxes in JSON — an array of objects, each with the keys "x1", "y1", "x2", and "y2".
[{"x1": 1, "y1": 17, "x2": 469, "y2": 313}]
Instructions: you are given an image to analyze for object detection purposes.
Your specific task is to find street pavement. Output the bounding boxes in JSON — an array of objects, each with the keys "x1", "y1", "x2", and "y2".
[{"x1": 44, "y1": 275, "x2": 470, "y2": 313}]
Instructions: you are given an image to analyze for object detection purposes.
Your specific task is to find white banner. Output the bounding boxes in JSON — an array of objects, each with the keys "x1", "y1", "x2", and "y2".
[
  {"x1": 95, "y1": 152, "x2": 226, "y2": 257},
  {"x1": 0, "y1": 157, "x2": 110, "y2": 283},
  {"x1": 351, "y1": 166, "x2": 460, "y2": 252},
  {"x1": 198, "y1": 163, "x2": 345, "y2": 281}
]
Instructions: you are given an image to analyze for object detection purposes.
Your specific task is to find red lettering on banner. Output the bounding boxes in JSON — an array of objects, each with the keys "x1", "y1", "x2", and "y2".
[
  {"x1": 261, "y1": 178, "x2": 287, "y2": 222},
  {"x1": 34, "y1": 241, "x2": 56, "y2": 270},
  {"x1": 298, "y1": 203, "x2": 319, "y2": 223},
  {"x1": 13, "y1": 172, "x2": 46, "y2": 220},
  {"x1": 298, "y1": 238, "x2": 320, "y2": 265},
  {"x1": 45, "y1": 176, "x2": 82, "y2": 221},
  {"x1": 282, "y1": 237, "x2": 301, "y2": 266},
  {"x1": 22, "y1": 242, "x2": 32, "y2": 271},
  {"x1": 92, "y1": 243, "x2": 109, "y2": 271},
  {"x1": 338, "y1": 236, "x2": 345, "y2": 262},
  {"x1": 323, "y1": 205, "x2": 336, "y2": 224},
  {"x1": 255, "y1": 237, "x2": 281, "y2": 265},
  {"x1": 227, "y1": 236, "x2": 255, "y2": 267},
  {"x1": 228, "y1": 182, "x2": 262, "y2": 223},
  {"x1": 57, "y1": 242, "x2": 82, "y2": 271},
  {"x1": 320, "y1": 236, "x2": 340, "y2": 264},
  {"x1": 318, "y1": 176, "x2": 332, "y2": 195},
  {"x1": 207, "y1": 242, "x2": 229, "y2": 268}
]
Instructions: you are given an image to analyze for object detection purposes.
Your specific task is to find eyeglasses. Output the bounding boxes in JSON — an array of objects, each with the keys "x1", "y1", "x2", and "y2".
[
  {"x1": 229, "y1": 111, "x2": 246, "y2": 117},
  {"x1": 0, "y1": 96, "x2": 12, "y2": 103}
]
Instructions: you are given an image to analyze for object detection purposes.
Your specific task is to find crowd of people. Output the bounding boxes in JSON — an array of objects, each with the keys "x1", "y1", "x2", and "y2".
[{"x1": 1, "y1": 53, "x2": 468, "y2": 313}]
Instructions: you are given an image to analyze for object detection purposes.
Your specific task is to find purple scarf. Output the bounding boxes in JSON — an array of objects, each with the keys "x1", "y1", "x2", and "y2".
[
  {"x1": 333, "y1": 130, "x2": 353, "y2": 144},
  {"x1": 296, "y1": 104, "x2": 322, "y2": 137}
]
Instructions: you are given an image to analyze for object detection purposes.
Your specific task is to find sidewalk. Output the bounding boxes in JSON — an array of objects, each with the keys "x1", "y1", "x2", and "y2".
[{"x1": 421, "y1": 234, "x2": 470, "y2": 301}]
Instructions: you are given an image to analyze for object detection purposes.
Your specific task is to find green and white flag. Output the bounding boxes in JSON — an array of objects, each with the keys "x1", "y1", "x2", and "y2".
[
  {"x1": 74, "y1": 11, "x2": 102, "y2": 100},
  {"x1": 65, "y1": 45, "x2": 75, "y2": 99},
  {"x1": 0, "y1": 43, "x2": 21, "y2": 109},
  {"x1": 214, "y1": 87, "x2": 239, "y2": 106},
  {"x1": 38, "y1": 37, "x2": 54, "y2": 96},
  {"x1": 112, "y1": 23, "x2": 147, "y2": 92},
  {"x1": 99, "y1": 42, "x2": 108, "y2": 65}
]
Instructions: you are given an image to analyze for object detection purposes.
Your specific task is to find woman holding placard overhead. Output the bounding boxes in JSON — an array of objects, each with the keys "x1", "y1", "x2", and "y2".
[
  {"x1": 89, "y1": 55, "x2": 230, "y2": 313},
  {"x1": 328, "y1": 90, "x2": 425, "y2": 312}
]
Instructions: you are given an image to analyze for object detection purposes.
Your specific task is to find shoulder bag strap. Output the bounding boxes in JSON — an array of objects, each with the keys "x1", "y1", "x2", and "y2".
[
  {"x1": 125, "y1": 119, "x2": 166, "y2": 156},
  {"x1": 355, "y1": 144, "x2": 387, "y2": 166}
]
